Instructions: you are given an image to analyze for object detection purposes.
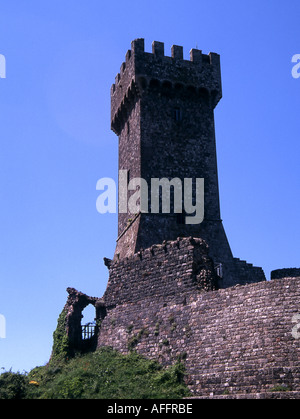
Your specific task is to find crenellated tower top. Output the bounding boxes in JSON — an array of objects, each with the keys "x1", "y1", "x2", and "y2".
[
  {"x1": 111, "y1": 38, "x2": 222, "y2": 135},
  {"x1": 108, "y1": 38, "x2": 266, "y2": 288}
]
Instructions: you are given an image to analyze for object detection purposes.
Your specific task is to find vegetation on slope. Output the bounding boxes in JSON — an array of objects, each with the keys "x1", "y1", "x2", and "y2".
[{"x1": 0, "y1": 347, "x2": 191, "y2": 399}]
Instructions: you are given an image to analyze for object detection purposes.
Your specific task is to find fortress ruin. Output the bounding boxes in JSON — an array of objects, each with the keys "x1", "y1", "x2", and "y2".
[{"x1": 53, "y1": 39, "x2": 300, "y2": 398}]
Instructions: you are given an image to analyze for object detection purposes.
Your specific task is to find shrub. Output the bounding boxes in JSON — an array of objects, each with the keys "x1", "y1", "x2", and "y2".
[
  {"x1": 0, "y1": 370, "x2": 28, "y2": 399},
  {"x1": 0, "y1": 347, "x2": 191, "y2": 399},
  {"x1": 25, "y1": 347, "x2": 191, "y2": 399}
]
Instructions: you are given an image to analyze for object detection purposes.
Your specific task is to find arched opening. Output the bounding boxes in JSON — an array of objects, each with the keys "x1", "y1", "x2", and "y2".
[
  {"x1": 137, "y1": 76, "x2": 147, "y2": 90},
  {"x1": 198, "y1": 87, "x2": 210, "y2": 105},
  {"x1": 149, "y1": 78, "x2": 160, "y2": 89},
  {"x1": 174, "y1": 82, "x2": 184, "y2": 91},
  {"x1": 162, "y1": 80, "x2": 172, "y2": 96},
  {"x1": 187, "y1": 85, "x2": 197, "y2": 97},
  {"x1": 211, "y1": 89, "x2": 219, "y2": 107},
  {"x1": 81, "y1": 304, "x2": 96, "y2": 341}
]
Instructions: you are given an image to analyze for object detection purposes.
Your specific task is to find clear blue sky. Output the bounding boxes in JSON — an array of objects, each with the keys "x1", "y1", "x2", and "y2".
[{"x1": 0, "y1": 0, "x2": 299, "y2": 372}]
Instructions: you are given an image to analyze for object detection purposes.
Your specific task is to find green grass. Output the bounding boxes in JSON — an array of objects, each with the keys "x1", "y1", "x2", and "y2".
[{"x1": 0, "y1": 347, "x2": 191, "y2": 399}]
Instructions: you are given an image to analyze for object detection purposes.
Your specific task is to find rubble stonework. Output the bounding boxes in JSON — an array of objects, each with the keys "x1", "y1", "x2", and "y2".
[
  {"x1": 53, "y1": 288, "x2": 105, "y2": 357},
  {"x1": 103, "y1": 237, "x2": 219, "y2": 309},
  {"x1": 271, "y1": 268, "x2": 300, "y2": 280},
  {"x1": 98, "y1": 274, "x2": 300, "y2": 396}
]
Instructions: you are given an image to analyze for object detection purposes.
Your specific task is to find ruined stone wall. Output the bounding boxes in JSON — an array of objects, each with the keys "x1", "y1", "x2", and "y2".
[
  {"x1": 97, "y1": 241, "x2": 300, "y2": 396},
  {"x1": 271, "y1": 268, "x2": 300, "y2": 280},
  {"x1": 104, "y1": 237, "x2": 218, "y2": 309},
  {"x1": 57, "y1": 288, "x2": 105, "y2": 357}
]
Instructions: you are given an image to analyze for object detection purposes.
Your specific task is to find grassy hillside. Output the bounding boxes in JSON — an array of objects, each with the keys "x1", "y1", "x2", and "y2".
[{"x1": 0, "y1": 347, "x2": 191, "y2": 399}]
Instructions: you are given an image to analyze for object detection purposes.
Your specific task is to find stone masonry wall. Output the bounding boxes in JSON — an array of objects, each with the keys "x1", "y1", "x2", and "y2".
[
  {"x1": 271, "y1": 268, "x2": 300, "y2": 280},
  {"x1": 110, "y1": 39, "x2": 265, "y2": 288},
  {"x1": 97, "y1": 239, "x2": 300, "y2": 396},
  {"x1": 104, "y1": 237, "x2": 219, "y2": 309}
]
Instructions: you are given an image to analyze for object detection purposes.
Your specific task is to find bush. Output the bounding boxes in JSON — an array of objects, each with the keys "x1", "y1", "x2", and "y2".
[
  {"x1": 0, "y1": 370, "x2": 28, "y2": 399},
  {"x1": 0, "y1": 348, "x2": 191, "y2": 399},
  {"x1": 3, "y1": 347, "x2": 191, "y2": 399}
]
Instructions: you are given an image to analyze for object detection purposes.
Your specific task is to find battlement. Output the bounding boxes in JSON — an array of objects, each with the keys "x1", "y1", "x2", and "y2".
[
  {"x1": 271, "y1": 268, "x2": 300, "y2": 280},
  {"x1": 104, "y1": 236, "x2": 219, "y2": 308},
  {"x1": 111, "y1": 39, "x2": 222, "y2": 134}
]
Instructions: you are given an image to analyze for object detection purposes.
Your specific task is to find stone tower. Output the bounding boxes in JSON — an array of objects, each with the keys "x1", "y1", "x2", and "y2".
[
  {"x1": 54, "y1": 40, "x2": 300, "y2": 398},
  {"x1": 111, "y1": 38, "x2": 265, "y2": 287}
]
